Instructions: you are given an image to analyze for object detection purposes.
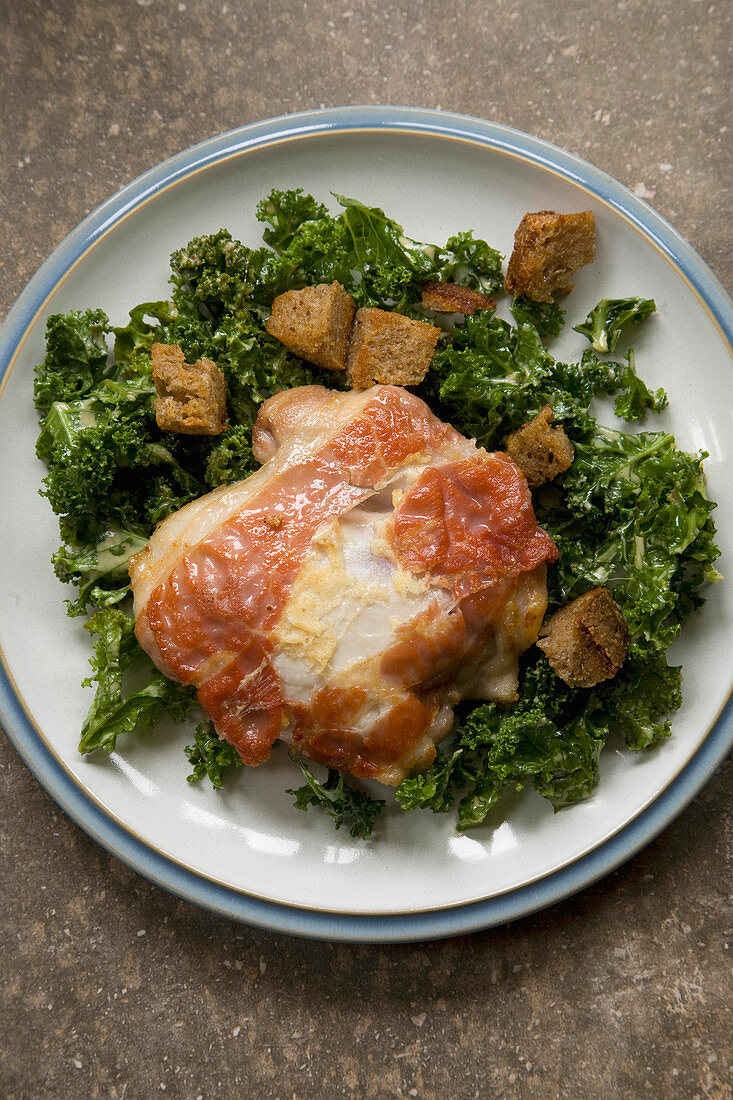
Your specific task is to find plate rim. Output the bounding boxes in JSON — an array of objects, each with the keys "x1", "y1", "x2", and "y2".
[{"x1": 1, "y1": 105, "x2": 732, "y2": 942}]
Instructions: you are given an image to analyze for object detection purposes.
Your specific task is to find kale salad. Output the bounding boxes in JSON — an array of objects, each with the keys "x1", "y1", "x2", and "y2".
[{"x1": 33, "y1": 189, "x2": 720, "y2": 839}]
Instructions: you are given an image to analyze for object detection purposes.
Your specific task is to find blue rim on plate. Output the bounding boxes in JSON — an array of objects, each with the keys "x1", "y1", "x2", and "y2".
[{"x1": 1, "y1": 106, "x2": 732, "y2": 942}]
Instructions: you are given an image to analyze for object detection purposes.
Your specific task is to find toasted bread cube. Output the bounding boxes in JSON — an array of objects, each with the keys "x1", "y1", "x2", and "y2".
[
  {"x1": 505, "y1": 405, "x2": 575, "y2": 489},
  {"x1": 537, "y1": 587, "x2": 629, "y2": 688},
  {"x1": 346, "y1": 308, "x2": 441, "y2": 389},
  {"x1": 152, "y1": 343, "x2": 227, "y2": 436},
  {"x1": 266, "y1": 281, "x2": 356, "y2": 372},
  {"x1": 504, "y1": 211, "x2": 595, "y2": 302},
  {"x1": 421, "y1": 281, "x2": 495, "y2": 315}
]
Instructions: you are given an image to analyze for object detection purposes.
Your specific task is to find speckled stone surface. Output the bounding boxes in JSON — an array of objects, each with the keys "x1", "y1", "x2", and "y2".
[{"x1": 1, "y1": 1, "x2": 731, "y2": 1097}]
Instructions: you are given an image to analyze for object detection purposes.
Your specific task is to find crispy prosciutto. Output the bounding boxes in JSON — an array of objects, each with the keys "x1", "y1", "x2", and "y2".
[{"x1": 129, "y1": 385, "x2": 558, "y2": 785}]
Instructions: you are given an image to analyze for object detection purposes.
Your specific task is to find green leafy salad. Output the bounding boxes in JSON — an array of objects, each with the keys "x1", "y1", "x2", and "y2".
[{"x1": 33, "y1": 189, "x2": 720, "y2": 839}]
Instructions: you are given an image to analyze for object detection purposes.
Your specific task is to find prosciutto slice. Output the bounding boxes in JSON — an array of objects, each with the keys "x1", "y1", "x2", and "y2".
[{"x1": 130, "y1": 385, "x2": 557, "y2": 785}]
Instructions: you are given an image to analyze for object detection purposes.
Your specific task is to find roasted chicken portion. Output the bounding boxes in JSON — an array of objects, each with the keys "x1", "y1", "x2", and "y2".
[{"x1": 130, "y1": 385, "x2": 558, "y2": 785}]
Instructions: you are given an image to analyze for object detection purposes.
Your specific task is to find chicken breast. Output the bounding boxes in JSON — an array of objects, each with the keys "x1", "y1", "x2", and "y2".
[{"x1": 130, "y1": 385, "x2": 558, "y2": 785}]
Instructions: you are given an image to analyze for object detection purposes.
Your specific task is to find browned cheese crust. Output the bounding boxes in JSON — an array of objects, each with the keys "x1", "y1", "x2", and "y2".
[
  {"x1": 504, "y1": 210, "x2": 596, "y2": 303},
  {"x1": 505, "y1": 405, "x2": 575, "y2": 489},
  {"x1": 346, "y1": 307, "x2": 441, "y2": 389},
  {"x1": 265, "y1": 281, "x2": 356, "y2": 372},
  {"x1": 151, "y1": 342, "x2": 228, "y2": 435},
  {"x1": 537, "y1": 586, "x2": 630, "y2": 688},
  {"x1": 420, "y1": 281, "x2": 496, "y2": 315}
]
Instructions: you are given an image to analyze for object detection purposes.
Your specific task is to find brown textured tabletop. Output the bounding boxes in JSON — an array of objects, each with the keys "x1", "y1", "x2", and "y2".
[{"x1": 2, "y1": 2, "x2": 732, "y2": 1098}]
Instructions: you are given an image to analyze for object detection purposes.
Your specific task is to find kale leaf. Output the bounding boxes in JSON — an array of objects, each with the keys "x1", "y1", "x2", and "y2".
[
  {"x1": 574, "y1": 297, "x2": 656, "y2": 354},
  {"x1": 336, "y1": 194, "x2": 436, "y2": 307},
  {"x1": 113, "y1": 301, "x2": 179, "y2": 363},
  {"x1": 205, "y1": 424, "x2": 258, "y2": 487},
  {"x1": 254, "y1": 188, "x2": 504, "y2": 310},
  {"x1": 436, "y1": 231, "x2": 504, "y2": 296},
  {"x1": 397, "y1": 665, "x2": 604, "y2": 828},
  {"x1": 287, "y1": 761, "x2": 386, "y2": 839},
  {"x1": 551, "y1": 424, "x2": 719, "y2": 653},
  {"x1": 602, "y1": 653, "x2": 681, "y2": 750},
  {"x1": 34, "y1": 309, "x2": 111, "y2": 411},
  {"x1": 53, "y1": 526, "x2": 148, "y2": 616},
  {"x1": 36, "y1": 365, "x2": 203, "y2": 543},
  {"x1": 510, "y1": 296, "x2": 566, "y2": 338},
  {"x1": 185, "y1": 722, "x2": 244, "y2": 788},
  {"x1": 79, "y1": 608, "x2": 192, "y2": 755},
  {"x1": 170, "y1": 229, "x2": 269, "y2": 320},
  {"x1": 212, "y1": 311, "x2": 324, "y2": 425},
  {"x1": 612, "y1": 349, "x2": 667, "y2": 421},
  {"x1": 397, "y1": 650, "x2": 683, "y2": 827},
  {"x1": 256, "y1": 188, "x2": 330, "y2": 252},
  {"x1": 396, "y1": 749, "x2": 464, "y2": 814}
]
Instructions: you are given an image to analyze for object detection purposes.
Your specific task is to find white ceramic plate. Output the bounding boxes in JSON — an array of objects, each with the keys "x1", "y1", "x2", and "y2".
[{"x1": 1, "y1": 108, "x2": 732, "y2": 941}]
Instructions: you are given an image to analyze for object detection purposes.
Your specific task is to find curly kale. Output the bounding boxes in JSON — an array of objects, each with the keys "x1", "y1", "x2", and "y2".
[
  {"x1": 611, "y1": 350, "x2": 668, "y2": 421},
  {"x1": 34, "y1": 309, "x2": 111, "y2": 411},
  {"x1": 52, "y1": 526, "x2": 148, "y2": 616},
  {"x1": 170, "y1": 229, "x2": 269, "y2": 320},
  {"x1": 397, "y1": 652, "x2": 682, "y2": 828},
  {"x1": 212, "y1": 311, "x2": 326, "y2": 425},
  {"x1": 36, "y1": 364, "x2": 204, "y2": 546},
  {"x1": 253, "y1": 189, "x2": 504, "y2": 310},
  {"x1": 548, "y1": 423, "x2": 719, "y2": 653},
  {"x1": 427, "y1": 312, "x2": 670, "y2": 453},
  {"x1": 79, "y1": 608, "x2": 192, "y2": 755},
  {"x1": 185, "y1": 722, "x2": 244, "y2": 789},
  {"x1": 205, "y1": 424, "x2": 258, "y2": 487},
  {"x1": 256, "y1": 188, "x2": 330, "y2": 251},
  {"x1": 575, "y1": 296, "x2": 656, "y2": 354},
  {"x1": 436, "y1": 231, "x2": 504, "y2": 296},
  {"x1": 510, "y1": 296, "x2": 566, "y2": 338},
  {"x1": 113, "y1": 301, "x2": 179, "y2": 363},
  {"x1": 255, "y1": 189, "x2": 355, "y2": 298},
  {"x1": 287, "y1": 761, "x2": 385, "y2": 840}
]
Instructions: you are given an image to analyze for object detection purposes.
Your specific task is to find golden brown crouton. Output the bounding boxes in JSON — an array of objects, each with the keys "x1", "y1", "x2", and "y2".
[
  {"x1": 505, "y1": 405, "x2": 575, "y2": 489},
  {"x1": 346, "y1": 308, "x2": 441, "y2": 389},
  {"x1": 537, "y1": 587, "x2": 629, "y2": 688},
  {"x1": 504, "y1": 210, "x2": 595, "y2": 302},
  {"x1": 420, "y1": 281, "x2": 495, "y2": 315},
  {"x1": 151, "y1": 343, "x2": 227, "y2": 436},
  {"x1": 266, "y1": 281, "x2": 356, "y2": 372}
]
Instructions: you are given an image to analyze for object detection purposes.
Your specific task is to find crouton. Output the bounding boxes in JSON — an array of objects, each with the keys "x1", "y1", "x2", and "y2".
[
  {"x1": 504, "y1": 210, "x2": 595, "y2": 302},
  {"x1": 537, "y1": 587, "x2": 629, "y2": 688},
  {"x1": 346, "y1": 308, "x2": 441, "y2": 389},
  {"x1": 505, "y1": 405, "x2": 575, "y2": 489},
  {"x1": 266, "y1": 281, "x2": 356, "y2": 372},
  {"x1": 421, "y1": 281, "x2": 495, "y2": 315},
  {"x1": 152, "y1": 343, "x2": 227, "y2": 435}
]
